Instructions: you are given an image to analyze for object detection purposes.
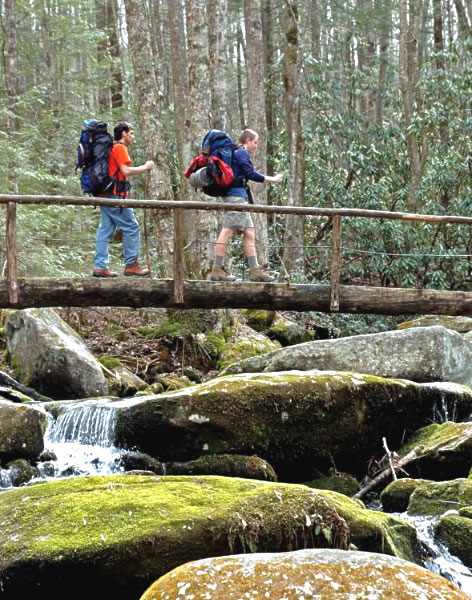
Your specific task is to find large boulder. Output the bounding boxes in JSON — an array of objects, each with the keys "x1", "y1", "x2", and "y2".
[
  {"x1": 5, "y1": 308, "x2": 108, "y2": 399},
  {"x1": 0, "y1": 399, "x2": 47, "y2": 461},
  {"x1": 221, "y1": 326, "x2": 472, "y2": 387},
  {"x1": 114, "y1": 371, "x2": 472, "y2": 481},
  {"x1": 0, "y1": 474, "x2": 350, "y2": 600},
  {"x1": 398, "y1": 315, "x2": 472, "y2": 334},
  {"x1": 140, "y1": 549, "x2": 469, "y2": 600}
]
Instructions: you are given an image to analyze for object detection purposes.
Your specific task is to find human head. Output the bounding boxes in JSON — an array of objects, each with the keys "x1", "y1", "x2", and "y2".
[
  {"x1": 114, "y1": 121, "x2": 134, "y2": 143},
  {"x1": 239, "y1": 129, "x2": 258, "y2": 145}
]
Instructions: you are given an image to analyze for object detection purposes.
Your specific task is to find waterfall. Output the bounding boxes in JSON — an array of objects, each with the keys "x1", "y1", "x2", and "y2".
[
  {"x1": 50, "y1": 402, "x2": 116, "y2": 446},
  {"x1": 41, "y1": 400, "x2": 124, "y2": 480}
]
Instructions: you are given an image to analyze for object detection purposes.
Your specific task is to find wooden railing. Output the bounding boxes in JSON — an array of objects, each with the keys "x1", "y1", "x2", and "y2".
[{"x1": 2, "y1": 193, "x2": 472, "y2": 309}]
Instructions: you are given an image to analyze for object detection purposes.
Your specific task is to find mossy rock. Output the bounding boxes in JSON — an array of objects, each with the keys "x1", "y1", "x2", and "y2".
[
  {"x1": 154, "y1": 374, "x2": 192, "y2": 391},
  {"x1": 267, "y1": 313, "x2": 317, "y2": 346},
  {"x1": 408, "y1": 479, "x2": 472, "y2": 515},
  {"x1": 0, "y1": 474, "x2": 349, "y2": 600},
  {"x1": 398, "y1": 421, "x2": 472, "y2": 480},
  {"x1": 306, "y1": 468, "x2": 359, "y2": 497},
  {"x1": 140, "y1": 548, "x2": 469, "y2": 600},
  {"x1": 242, "y1": 309, "x2": 276, "y2": 331},
  {"x1": 398, "y1": 315, "x2": 472, "y2": 334},
  {"x1": 5, "y1": 458, "x2": 37, "y2": 486},
  {"x1": 217, "y1": 327, "x2": 281, "y2": 371},
  {"x1": 381, "y1": 478, "x2": 431, "y2": 513},
  {"x1": 114, "y1": 370, "x2": 472, "y2": 483},
  {"x1": 166, "y1": 454, "x2": 277, "y2": 481},
  {"x1": 436, "y1": 514, "x2": 472, "y2": 568},
  {"x1": 316, "y1": 489, "x2": 421, "y2": 563}
]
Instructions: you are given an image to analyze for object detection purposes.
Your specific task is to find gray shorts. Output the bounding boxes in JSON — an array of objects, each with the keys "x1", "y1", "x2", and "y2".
[{"x1": 222, "y1": 195, "x2": 254, "y2": 230}]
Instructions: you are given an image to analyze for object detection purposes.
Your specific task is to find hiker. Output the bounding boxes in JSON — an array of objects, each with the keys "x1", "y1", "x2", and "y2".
[
  {"x1": 210, "y1": 128, "x2": 283, "y2": 282},
  {"x1": 92, "y1": 121, "x2": 154, "y2": 278}
]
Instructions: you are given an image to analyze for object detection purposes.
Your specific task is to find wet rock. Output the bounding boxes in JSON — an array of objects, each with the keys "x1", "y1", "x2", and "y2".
[
  {"x1": 166, "y1": 454, "x2": 277, "y2": 481},
  {"x1": 119, "y1": 451, "x2": 164, "y2": 475},
  {"x1": 0, "y1": 400, "x2": 47, "y2": 461},
  {"x1": 4, "y1": 308, "x2": 108, "y2": 399},
  {"x1": 221, "y1": 326, "x2": 472, "y2": 387},
  {"x1": 436, "y1": 513, "x2": 472, "y2": 568},
  {"x1": 6, "y1": 458, "x2": 38, "y2": 486},
  {"x1": 0, "y1": 370, "x2": 48, "y2": 402},
  {"x1": 114, "y1": 370, "x2": 472, "y2": 482},
  {"x1": 39, "y1": 450, "x2": 57, "y2": 462},
  {"x1": 381, "y1": 478, "x2": 431, "y2": 513},
  {"x1": 398, "y1": 315, "x2": 472, "y2": 334},
  {"x1": 140, "y1": 548, "x2": 468, "y2": 600},
  {"x1": 0, "y1": 474, "x2": 350, "y2": 600}
]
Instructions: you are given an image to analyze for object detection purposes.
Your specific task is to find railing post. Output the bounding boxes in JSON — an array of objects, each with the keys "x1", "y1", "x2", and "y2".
[
  {"x1": 6, "y1": 201, "x2": 18, "y2": 304},
  {"x1": 330, "y1": 215, "x2": 342, "y2": 312},
  {"x1": 172, "y1": 208, "x2": 185, "y2": 304}
]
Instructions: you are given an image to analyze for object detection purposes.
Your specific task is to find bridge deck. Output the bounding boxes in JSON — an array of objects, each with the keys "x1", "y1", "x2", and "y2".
[{"x1": 1, "y1": 277, "x2": 471, "y2": 316}]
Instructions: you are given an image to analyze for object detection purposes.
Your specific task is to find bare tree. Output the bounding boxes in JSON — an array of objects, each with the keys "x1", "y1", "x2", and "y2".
[
  {"x1": 186, "y1": 0, "x2": 216, "y2": 278},
  {"x1": 281, "y1": 0, "x2": 305, "y2": 275},
  {"x1": 243, "y1": 0, "x2": 269, "y2": 266},
  {"x1": 124, "y1": 0, "x2": 174, "y2": 276},
  {"x1": 208, "y1": 0, "x2": 228, "y2": 130}
]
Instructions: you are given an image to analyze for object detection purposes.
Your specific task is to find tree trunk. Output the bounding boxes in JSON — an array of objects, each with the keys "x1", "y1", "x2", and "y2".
[
  {"x1": 399, "y1": 0, "x2": 422, "y2": 212},
  {"x1": 243, "y1": 0, "x2": 269, "y2": 267},
  {"x1": 281, "y1": 0, "x2": 305, "y2": 277},
  {"x1": 109, "y1": 0, "x2": 123, "y2": 109},
  {"x1": 186, "y1": 0, "x2": 216, "y2": 279},
  {"x1": 208, "y1": 0, "x2": 228, "y2": 130},
  {"x1": 4, "y1": 0, "x2": 18, "y2": 192},
  {"x1": 124, "y1": 0, "x2": 174, "y2": 277}
]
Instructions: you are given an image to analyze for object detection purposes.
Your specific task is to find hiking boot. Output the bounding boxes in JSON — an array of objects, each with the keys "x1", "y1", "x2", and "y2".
[
  {"x1": 124, "y1": 260, "x2": 150, "y2": 277},
  {"x1": 93, "y1": 268, "x2": 118, "y2": 278},
  {"x1": 249, "y1": 267, "x2": 275, "y2": 282},
  {"x1": 210, "y1": 265, "x2": 236, "y2": 282}
]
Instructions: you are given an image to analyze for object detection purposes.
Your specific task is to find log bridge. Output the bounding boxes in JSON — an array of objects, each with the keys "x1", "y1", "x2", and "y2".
[{"x1": 2, "y1": 193, "x2": 472, "y2": 316}]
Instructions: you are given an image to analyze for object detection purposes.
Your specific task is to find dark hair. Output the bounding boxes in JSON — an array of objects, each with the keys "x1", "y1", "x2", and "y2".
[
  {"x1": 114, "y1": 121, "x2": 133, "y2": 141},
  {"x1": 239, "y1": 128, "x2": 258, "y2": 145}
]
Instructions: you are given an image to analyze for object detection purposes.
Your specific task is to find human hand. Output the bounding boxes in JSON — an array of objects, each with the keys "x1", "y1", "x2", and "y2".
[
  {"x1": 145, "y1": 161, "x2": 154, "y2": 171},
  {"x1": 273, "y1": 173, "x2": 283, "y2": 183}
]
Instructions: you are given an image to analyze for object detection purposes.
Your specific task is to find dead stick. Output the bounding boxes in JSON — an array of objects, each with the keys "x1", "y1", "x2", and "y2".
[
  {"x1": 352, "y1": 445, "x2": 423, "y2": 500},
  {"x1": 383, "y1": 437, "x2": 397, "y2": 482}
]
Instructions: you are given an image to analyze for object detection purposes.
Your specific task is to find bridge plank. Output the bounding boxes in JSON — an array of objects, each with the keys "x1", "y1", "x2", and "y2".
[{"x1": 0, "y1": 278, "x2": 471, "y2": 315}]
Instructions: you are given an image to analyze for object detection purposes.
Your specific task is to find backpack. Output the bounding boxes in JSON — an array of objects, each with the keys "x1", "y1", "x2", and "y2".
[
  {"x1": 76, "y1": 119, "x2": 115, "y2": 196},
  {"x1": 184, "y1": 129, "x2": 246, "y2": 197}
]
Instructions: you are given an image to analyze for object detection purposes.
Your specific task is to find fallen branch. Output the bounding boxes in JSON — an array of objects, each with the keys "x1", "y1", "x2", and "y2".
[{"x1": 352, "y1": 445, "x2": 423, "y2": 500}]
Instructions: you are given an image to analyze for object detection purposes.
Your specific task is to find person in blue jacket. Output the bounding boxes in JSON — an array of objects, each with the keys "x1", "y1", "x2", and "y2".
[{"x1": 210, "y1": 128, "x2": 283, "y2": 282}]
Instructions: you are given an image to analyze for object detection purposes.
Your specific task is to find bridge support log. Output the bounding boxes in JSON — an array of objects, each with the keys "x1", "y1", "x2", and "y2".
[{"x1": 1, "y1": 278, "x2": 472, "y2": 315}]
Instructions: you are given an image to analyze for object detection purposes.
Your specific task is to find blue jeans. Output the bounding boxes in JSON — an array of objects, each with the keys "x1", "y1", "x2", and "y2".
[{"x1": 93, "y1": 198, "x2": 140, "y2": 269}]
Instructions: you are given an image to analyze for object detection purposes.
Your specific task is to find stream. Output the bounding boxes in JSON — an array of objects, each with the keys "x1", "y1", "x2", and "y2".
[{"x1": 2, "y1": 399, "x2": 472, "y2": 597}]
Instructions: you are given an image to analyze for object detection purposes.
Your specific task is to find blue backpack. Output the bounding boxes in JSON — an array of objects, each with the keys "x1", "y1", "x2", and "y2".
[
  {"x1": 76, "y1": 119, "x2": 115, "y2": 196},
  {"x1": 191, "y1": 129, "x2": 246, "y2": 197}
]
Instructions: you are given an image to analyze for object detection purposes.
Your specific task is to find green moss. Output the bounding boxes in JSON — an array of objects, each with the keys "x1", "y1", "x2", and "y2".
[
  {"x1": 399, "y1": 421, "x2": 472, "y2": 457},
  {"x1": 436, "y1": 514, "x2": 472, "y2": 567},
  {"x1": 242, "y1": 309, "x2": 275, "y2": 332},
  {"x1": 381, "y1": 478, "x2": 431, "y2": 513},
  {"x1": 408, "y1": 479, "x2": 472, "y2": 515},
  {"x1": 0, "y1": 475, "x2": 349, "y2": 575},
  {"x1": 306, "y1": 469, "x2": 359, "y2": 497},
  {"x1": 315, "y1": 489, "x2": 420, "y2": 563},
  {"x1": 218, "y1": 336, "x2": 281, "y2": 371},
  {"x1": 98, "y1": 356, "x2": 122, "y2": 370}
]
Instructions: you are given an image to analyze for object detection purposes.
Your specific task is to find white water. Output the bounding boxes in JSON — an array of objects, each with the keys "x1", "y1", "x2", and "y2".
[
  {"x1": 397, "y1": 512, "x2": 472, "y2": 597},
  {"x1": 39, "y1": 400, "x2": 124, "y2": 481}
]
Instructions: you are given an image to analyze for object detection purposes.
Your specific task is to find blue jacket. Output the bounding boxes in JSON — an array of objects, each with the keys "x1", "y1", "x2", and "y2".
[{"x1": 225, "y1": 147, "x2": 264, "y2": 198}]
